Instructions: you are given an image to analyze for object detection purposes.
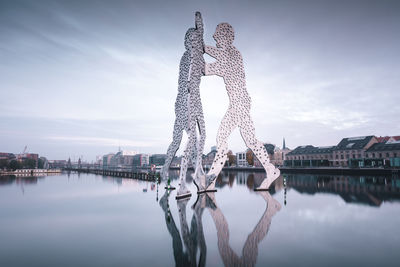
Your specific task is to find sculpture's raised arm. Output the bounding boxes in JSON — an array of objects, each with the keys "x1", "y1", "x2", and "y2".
[{"x1": 195, "y1": 11, "x2": 203, "y2": 34}]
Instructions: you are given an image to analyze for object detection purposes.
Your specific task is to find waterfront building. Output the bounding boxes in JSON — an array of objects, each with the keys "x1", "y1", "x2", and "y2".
[
  {"x1": 365, "y1": 141, "x2": 400, "y2": 167},
  {"x1": 285, "y1": 145, "x2": 335, "y2": 167},
  {"x1": 203, "y1": 146, "x2": 217, "y2": 169},
  {"x1": 110, "y1": 151, "x2": 135, "y2": 168},
  {"x1": 48, "y1": 160, "x2": 66, "y2": 169},
  {"x1": 16, "y1": 153, "x2": 39, "y2": 168},
  {"x1": 333, "y1": 136, "x2": 377, "y2": 167},
  {"x1": 0, "y1": 153, "x2": 16, "y2": 161},
  {"x1": 252, "y1": 141, "x2": 289, "y2": 167},
  {"x1": 149, "y1": 154, "x2": 167, "y2": 166},
  {"x1": 102, "y1": 153, "x2": 115, "y2": 169},
  {"x1": 281, "y1": 137, "x2": 292, "y2": 162},
  {"x1": 236, "y1": 151, "x2": 249, "y2": 167},
  {"x1": 132, "y1": 154, "x2": 149, "y2": 167},
  {"x1": 170, "y1": 156, "x2": 182, "y2": 167}
]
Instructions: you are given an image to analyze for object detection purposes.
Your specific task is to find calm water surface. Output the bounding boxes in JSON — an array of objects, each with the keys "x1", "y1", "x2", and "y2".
[{"x1": 1, "y1": 171, "x2": 399, "y2": 267}]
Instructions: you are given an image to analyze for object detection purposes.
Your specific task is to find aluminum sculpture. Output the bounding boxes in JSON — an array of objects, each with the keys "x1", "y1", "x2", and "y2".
[
  {"x1": 161, "y1": 12, "x2": 207, "y2": 198},
  {"x1": 203, "y1": 23, "x2": 280, "y2": 191},
  {"x1": 162, "y1": 14, "x2": 279, "y2": 195}
]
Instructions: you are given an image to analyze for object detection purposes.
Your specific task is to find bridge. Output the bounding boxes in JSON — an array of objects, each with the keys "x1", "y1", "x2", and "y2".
[{"x1": 64, "y1": 168, "x2": 159, "y2": 182}]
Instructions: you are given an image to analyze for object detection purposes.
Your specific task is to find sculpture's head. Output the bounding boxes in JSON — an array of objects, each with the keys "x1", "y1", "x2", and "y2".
[
  {"x1": 213, "y1": 23, "x2": 234, "y2": 48},
  {"x1": 184, "y1": 28, "x2": 195, "y2": 51}
]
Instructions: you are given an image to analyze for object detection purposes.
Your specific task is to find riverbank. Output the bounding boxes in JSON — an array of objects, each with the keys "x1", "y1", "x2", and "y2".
[
  {"x1": 170, "y1": 166, "x2": 400, "y2": 176},
  {"x1": 0, "y1": 169, "x2": 62, "y2": 176}
]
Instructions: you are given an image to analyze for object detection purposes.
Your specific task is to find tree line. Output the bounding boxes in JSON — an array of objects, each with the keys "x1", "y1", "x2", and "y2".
[{"x1": 0, "y1": 158, "x2": 45, "y2": 170}]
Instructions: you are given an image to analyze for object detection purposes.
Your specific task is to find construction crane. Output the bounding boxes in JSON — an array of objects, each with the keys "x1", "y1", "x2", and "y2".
[{"x1": 22, "y1": 145, "x2": 27, "y2": 154}]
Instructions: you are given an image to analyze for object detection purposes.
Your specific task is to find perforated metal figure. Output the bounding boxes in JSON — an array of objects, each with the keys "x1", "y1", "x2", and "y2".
[
  {"x1": 204, "y1": 23, "x2": 280, "y2": 191},
  {"x1": 161, "y1": 12, "x2": 207, "y2": 197}
]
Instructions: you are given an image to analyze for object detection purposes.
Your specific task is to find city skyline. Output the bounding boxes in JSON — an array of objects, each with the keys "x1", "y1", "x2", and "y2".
[{"x1": 1, "y1": 0, "x2": 399, "y2": 161}]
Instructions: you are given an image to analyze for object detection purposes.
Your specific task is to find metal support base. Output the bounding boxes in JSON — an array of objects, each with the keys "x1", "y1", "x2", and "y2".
[
  {"x1": 176, "y1": 192, "x2": 192, "y2": 200},
  {"x1": 165, "y1": 186, "x2": 176, "y2": 190},
  {"x1": 254, "y1": 188, "x2": 270, "y2": 191},
  {"x1": 197, "y1": 189, "x2": 217, "y2": 194}
]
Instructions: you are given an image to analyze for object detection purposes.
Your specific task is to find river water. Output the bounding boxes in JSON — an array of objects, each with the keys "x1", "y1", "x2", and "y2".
[{"x1": 0, "y1": 171, "x2": 399, "y2": 267}]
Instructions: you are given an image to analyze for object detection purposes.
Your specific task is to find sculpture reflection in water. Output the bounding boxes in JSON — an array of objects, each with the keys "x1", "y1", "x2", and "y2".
[
  {"x1": 159, "y1": 190, "x2": 207, "y2": 267},
  {"x1": 161, "y1": 12, "x2": 206, "y2": 198},
  {"x1": 202, "y1": 22, "x2": 280, "y2": 191},
  {"x1": 160, "y1": 175, "x2": 282, "y2": 267},
  {"x1": 207, "y1": 191, "x2": 281, "y2": 267}
]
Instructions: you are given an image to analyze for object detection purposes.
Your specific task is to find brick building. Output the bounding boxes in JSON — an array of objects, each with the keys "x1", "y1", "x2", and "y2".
[{"x1": 285, "y1": 145, "x2": 335, "y2": 167}]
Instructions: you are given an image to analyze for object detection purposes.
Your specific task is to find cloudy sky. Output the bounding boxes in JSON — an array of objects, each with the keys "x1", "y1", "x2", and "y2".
[{"x1": 0, "y1": 0, "x2": 399, "y2": 161}]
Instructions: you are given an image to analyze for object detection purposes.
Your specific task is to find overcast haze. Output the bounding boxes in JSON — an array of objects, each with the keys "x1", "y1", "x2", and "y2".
[{"x1": 0, "y1": 0, "x2": 399, "y2": 161}]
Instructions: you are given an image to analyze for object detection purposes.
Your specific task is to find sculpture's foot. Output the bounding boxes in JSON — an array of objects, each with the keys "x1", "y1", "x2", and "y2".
[
  {"x1": 176, "y1": 186, "x2": 192, "y2": 200},
  {"x1": 204, "y1": 174, "x2": 217, "y2": 192},
  {"x1": 255, "y1": 167, "x2": 280, "y2": 191},
  {"x1": 192, "y1": 172, "x2": 206, "y2": 193},
  {"x1": 177, "y1": 197, "x2": 189, "y2": 214},
  {"x1": 192, "y1": 193, "x2": 206, "y2": 210}
]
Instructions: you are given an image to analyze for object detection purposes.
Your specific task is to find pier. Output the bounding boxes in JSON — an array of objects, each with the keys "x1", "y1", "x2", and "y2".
[{"x1": 64, "y1": 168, "x2": 159, "y2": 182}]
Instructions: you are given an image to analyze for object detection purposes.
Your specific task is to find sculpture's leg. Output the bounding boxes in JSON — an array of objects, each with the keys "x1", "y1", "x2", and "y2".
[
  {"x1": 159, "y1": 190, "x2": 186, "y2": 265},
  {"x1": 239, "y1": 114, "x2": 280, "y2": 190},
  {"x1": 177, "y1": 198, "x2": 196, "y2": 266},
  {"x1": 190, "y1": 129, "x2": 198, "y2": 171},
  {"x1": 193, "y1": 114, "x2": 206, "y2": 192},
  {"x1": 241, "y1": 191, "x2": 281, "y2": 266},
  {"x1": 205, "y1": 109, "x2": 237, "y2": 190},
  {"x1": 206, "y1": 193, "x2": 241, "y2": 266},
  {"x1": 176, "y1": 118, "x2": 197, "y2": 199},
  {"x1": 162, "y1": 119, "x2": 184, "y2": 180},
  {"x1": 191, "y1": 194, "x2": 207, "y2": 267}
]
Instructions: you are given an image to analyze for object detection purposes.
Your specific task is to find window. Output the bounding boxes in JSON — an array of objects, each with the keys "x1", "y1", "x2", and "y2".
[
  {"x1": 379, "y1": 153, "x2": 382, "y2": 158},
  {"x1": 352, "y1": 154, "x2": 356, "y2": 159},
  {"x1": 372, "y1": 153, "x2": 375, "y2": 158},
  {"x1": 336, "y1": 155, "x2": 338, "y2": 159},
  {"x1": 341, "y1": 155, "x2": 344, "y2": 159},
  {"x1": 394, "y1": 153, "x2": 397, "y2": 157},
  {"x1": 386, "y1": 153, "x2": 389, "y2": 157}
]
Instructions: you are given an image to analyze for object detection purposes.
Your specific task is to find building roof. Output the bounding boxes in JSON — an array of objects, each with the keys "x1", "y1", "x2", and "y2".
[
  {"x1": 366, "y1": 142, "x2": 400, "y2": 152},
  {"x1": 287, "y1": 145, "x2": 335, "y2": 155},
  {"x1": 264, "y1": 144, "x2": 275, "y2": 155},
  {"x1": 376, "y1": 136, "x2": 390, "y2": 143},
  {"x1": 334, "y1": 136, "x2": 375, "y2": 151},
  {"x1": 0, "y1": 153, "x2": 15, "y2": 159},
  {"x1": 376, "y1": 136, "x2": 400, "y2": 143}
]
